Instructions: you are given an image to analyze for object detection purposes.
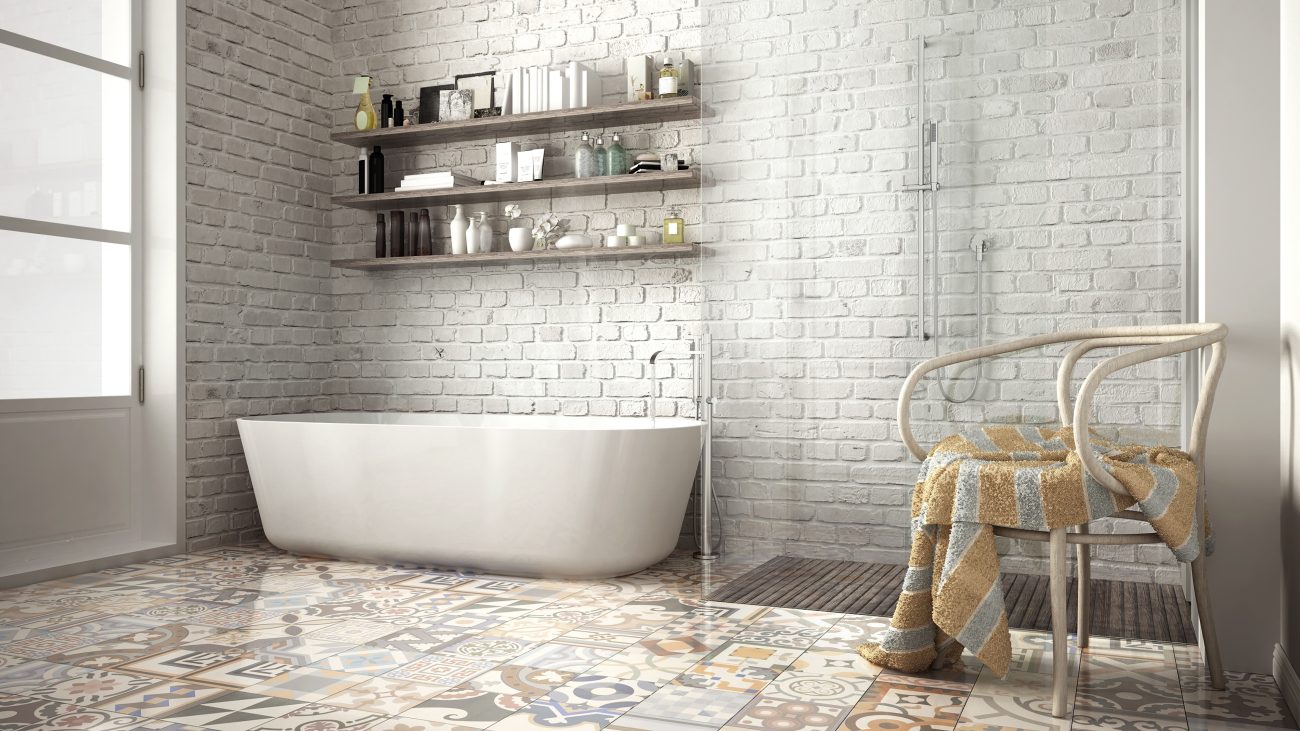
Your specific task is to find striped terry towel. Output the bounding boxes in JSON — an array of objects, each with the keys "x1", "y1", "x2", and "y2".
[{"x1": 858, "y1": 425, "x2": 1207, "y2": 678}]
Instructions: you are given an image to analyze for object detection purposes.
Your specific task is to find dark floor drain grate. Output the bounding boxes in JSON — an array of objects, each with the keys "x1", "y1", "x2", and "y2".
[{"x1": 707, "y1": 556, "x2": 1196, "y2": 644}]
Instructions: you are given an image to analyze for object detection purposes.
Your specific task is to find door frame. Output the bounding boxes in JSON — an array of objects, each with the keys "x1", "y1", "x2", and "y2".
[{"x1": 0, "y1": 1, "x2": 183, "y2": 588}]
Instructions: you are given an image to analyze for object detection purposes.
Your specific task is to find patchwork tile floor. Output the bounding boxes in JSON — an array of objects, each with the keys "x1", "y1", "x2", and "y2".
[{"x1": 0, "y1": 545, "x2": 1293, "y2": 731}]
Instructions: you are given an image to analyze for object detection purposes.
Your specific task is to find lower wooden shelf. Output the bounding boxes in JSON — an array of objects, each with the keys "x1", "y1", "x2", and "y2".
[{"x1": 332, "y1": 243, "x2": 699, "y2": 270}]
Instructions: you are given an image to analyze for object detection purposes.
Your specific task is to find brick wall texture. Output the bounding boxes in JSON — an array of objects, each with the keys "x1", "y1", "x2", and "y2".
[{"x1": 185, "y1": 0, "x2": 1187, "y2": 582}]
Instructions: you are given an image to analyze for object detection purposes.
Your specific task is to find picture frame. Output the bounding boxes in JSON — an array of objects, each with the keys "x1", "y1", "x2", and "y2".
[
  {"x1": 455, "y1": 71, "x2": 498, "y2": 114},
  {"x1": 418, "y1": 84, "x2": 454, "y2": 123},
  {"x1": 438, "y1": 89, "x2": 474, "y2": 122}
]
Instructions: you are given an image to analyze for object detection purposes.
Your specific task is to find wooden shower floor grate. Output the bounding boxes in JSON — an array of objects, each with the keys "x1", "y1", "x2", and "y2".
[{"x1": 706, "y1": 556, "x2": 1196, "y2": 644}]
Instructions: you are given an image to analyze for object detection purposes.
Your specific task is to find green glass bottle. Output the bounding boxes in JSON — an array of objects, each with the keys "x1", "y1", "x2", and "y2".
[
  {"x1": 606, "y1": 133, "x2": 628, "y2": 176},
  {"x1": 594, "y1": 135, "x2": 608, "y2": 177}
]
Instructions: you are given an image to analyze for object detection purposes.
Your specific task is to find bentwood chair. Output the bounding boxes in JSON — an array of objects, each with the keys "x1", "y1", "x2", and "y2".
[{"x1": 897, "y1": 324, "x2": 1228, "y2": 718}]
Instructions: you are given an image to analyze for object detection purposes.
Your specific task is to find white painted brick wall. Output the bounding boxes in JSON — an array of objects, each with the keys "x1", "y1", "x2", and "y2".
[{"x1": 186, "y1": 0, "x2": 1187, "y2": 582}]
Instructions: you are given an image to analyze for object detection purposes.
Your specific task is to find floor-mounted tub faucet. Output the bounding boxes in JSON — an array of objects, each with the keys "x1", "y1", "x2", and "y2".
[{"x1": 647, "y1": 331, "x2": 718, "y2": 560}]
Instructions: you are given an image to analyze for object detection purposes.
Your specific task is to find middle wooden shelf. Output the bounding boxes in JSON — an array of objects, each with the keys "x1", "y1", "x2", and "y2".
[{"x1": 334, "y1": 169, "x2": 699, "y2": 211}]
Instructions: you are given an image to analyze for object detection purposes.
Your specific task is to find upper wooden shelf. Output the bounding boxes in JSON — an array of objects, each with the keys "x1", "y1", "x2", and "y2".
[
  {"x1": 331, "y1": 96, "x2": 702, "y2": 148},
  {"x1": 333, "y1": 169, "x2": 699, "y2": 211},
  {"x1": 333, "y1": 244, "x2": 699, "y2": 271}
]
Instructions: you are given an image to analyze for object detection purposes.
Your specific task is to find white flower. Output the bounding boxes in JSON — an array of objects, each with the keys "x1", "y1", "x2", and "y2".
[{"x1": 504, "y1": 204, "x2": 521, "y2": 220}]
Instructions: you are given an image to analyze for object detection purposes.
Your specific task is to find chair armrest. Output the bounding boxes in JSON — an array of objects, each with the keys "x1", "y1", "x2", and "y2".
[
  {"x1": 1072, "y1": 326, "x2": 1226, "y2": 496},
  {"x1": 1055, "y1": 336, "x2": 1183, "y2": 426},
  {"x1": 898, "y1": 324, "x2": 1228, "y2": 463}
]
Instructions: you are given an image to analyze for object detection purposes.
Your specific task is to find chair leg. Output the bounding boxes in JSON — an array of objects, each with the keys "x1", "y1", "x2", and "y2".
[
  {"x1": 1050, "y1": 527, "x2": 1069, "y2": 718},
  {"x1": 1077, "y1": 524, "x2": 1090, "y2": 649},
  {"x1": 1191, "y1": 554, "x2": 1226, "y2": 690}
]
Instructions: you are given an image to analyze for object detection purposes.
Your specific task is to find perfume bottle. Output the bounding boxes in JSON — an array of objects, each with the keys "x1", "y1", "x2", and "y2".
[
  {"x1": 606, "y1": 134, "x2": 628, "y2": 176},
  {"x1": 353, "y1": 76, "x2": 378, "y2": 131},
  {"x1": 658, "y1": 58, "x2": 679, "y2": 97},
  {"x1": 575, "y1": 132, "x2": 596, "y2": 178},
  {"x1": 663, "y1": 206, "x2": 685, "y2": 244},
  {"x1": 594, "y1": 136, "x2": 608, "y2": 177}
]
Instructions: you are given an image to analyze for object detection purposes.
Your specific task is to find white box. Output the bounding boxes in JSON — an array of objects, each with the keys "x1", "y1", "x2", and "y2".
[
  {"x1": 517, "y1": 151, "x2": 534, "y2": 182},
  {"x1": 495, "y1": 142, "x2": 518, "y2": 183},
  {"x1": 626, "y1": 55, "x2": 654, "y2": 101}
]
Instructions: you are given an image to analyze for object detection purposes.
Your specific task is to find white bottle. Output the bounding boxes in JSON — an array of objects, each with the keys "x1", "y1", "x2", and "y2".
[
  {"x1": 466, "y1": 212, "x2": 480, "y2": 254},
  {"x1": 476, "y1": 213, "x2": 494, "y2": 253},
  {"x1": 450, "y1": 205, "x2": 468, "y2": 255}
]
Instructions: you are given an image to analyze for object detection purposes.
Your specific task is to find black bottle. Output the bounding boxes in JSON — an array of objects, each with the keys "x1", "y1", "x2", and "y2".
[
  {"x1": 390, "y1": 209, "x2": 405, "y2": 257},
  {"x1": 394, "y1": 100, "x2": 405, "y2": 127},
  {"x1": 357, "y1": 152, "x2": 367, "y2": 194},
  {"x1": 406, "y1": 212, "x2": 418, "y2": 256},
  {"x1": 368, "y1": 146, "x2": 385, "y2": 194},
  {"x1": 380, "y1": 94, "x2": 393, "y2": 128},
  {"x1": 375, "y1": 213, "x2": 386, "y2": 258}
]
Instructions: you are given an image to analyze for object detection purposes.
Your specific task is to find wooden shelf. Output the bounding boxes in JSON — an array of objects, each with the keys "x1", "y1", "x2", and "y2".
[
  {"x1": 331, "y1": 96, "x2": 701, "y2": 148},
  {"x1": 333, "y1": 169, "x2": 699, "y2": 211},
  {"x1": 333, "y1": 244, "x2": 699, "y2": 271}
]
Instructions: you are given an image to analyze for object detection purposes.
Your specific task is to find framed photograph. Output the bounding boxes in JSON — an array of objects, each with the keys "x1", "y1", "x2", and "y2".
[
  {"x1": 455, "y1": 71, "x2": 497, "y2": 114},
  {"x1": 418, "y1": 84, "x2": 454, "y2": 123},
  {"x1": 438, "y1": 89, "x2": 474, "y2": 122}
]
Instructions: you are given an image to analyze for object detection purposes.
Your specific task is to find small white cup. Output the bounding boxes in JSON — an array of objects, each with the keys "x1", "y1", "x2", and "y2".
[
  {"x1": 606, "y1": 235, "x2": 628, "y2": 248},
  {"x1": 627, "y1": 235, "x2": 646, "y2": 248},
  {"x1": 616, "y1": 224, "x2": 637, "y2": 236},
  {"x1": 508, "y1": 227, "x2": 532, "y2": 253}
]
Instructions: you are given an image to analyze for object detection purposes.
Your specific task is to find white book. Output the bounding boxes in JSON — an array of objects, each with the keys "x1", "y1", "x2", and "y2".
[
  {"x1": 510, "y1": 68, "x2": 522, "y2": 114},
  {"x1": 548, "y1": 69, "x2": 566, "y2": 111},
  {"x1": 521, "y1": 68, "x2": 531, "y2": 113},
  {"x1": 402, "y1": 173, "x2": 479, "y2": 183},
  {"x1": 532, "y1": 67, "x2": 543, "y2": 113},
  {"x1": 567, "y1": 62, "x2": 582, "y2": 109},
  {"x1": 580, "y1": 68, "x2": 595, "y2": 107}
]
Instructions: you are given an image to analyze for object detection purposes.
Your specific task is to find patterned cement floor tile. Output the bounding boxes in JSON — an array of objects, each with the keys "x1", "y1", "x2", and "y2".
[
  {"x1": 322, "y1": 675, "x2": 446, "y2": 715},
  {"x1": 94, "y1": 681, "x2": 227, "y2": 718},
  {"x1": 158, "y1": 690, "x2": 306, "y2": 731},
  {"x1": 1, "y1": 546, "x2": 1292, "y2": 731},
  {"x1": 250, "y1": 702, "x2": 389, "y2": 730},
  {"x1": 241, "y1": 666, "x2": 370, "y2": 703}
]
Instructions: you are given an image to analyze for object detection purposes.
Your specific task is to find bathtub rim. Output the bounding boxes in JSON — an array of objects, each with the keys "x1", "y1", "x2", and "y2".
[{"x1": 237, "y1": 412, "x2": 704, "y2": 432}]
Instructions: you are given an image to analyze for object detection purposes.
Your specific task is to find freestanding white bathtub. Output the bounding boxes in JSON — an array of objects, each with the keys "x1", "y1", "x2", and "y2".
[{"x1": 236, "y1": 413, "x2": 705, "y2": 579}]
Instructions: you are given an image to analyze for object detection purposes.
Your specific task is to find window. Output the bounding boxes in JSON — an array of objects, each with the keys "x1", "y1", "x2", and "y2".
[{"x1": 0, "y1": 1, "x2": 138, "y2": 400}]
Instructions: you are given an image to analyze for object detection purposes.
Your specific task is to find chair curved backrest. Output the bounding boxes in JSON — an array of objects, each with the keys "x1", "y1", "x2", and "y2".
[{"x1": 897, "y1": 324, "x2": 1228, "y2": 497}]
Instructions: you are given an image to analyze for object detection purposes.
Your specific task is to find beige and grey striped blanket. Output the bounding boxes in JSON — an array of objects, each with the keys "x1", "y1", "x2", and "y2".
[{"x1": 859, "y1": 425, "x2": 1207, "y2": 678}]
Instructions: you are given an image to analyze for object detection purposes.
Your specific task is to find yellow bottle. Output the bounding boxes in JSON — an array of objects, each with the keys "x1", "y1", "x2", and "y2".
[
  {"x1": 663, "y1": 206, "x2": 685, "y2": 244},
  {"x1": 353, "y1": 76, "x2": 378, "y2": 131}
]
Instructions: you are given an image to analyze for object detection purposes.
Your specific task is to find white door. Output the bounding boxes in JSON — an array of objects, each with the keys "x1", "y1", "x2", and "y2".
[{"x1": 0, "y1": 0, "x2": 151, "y2": 577}]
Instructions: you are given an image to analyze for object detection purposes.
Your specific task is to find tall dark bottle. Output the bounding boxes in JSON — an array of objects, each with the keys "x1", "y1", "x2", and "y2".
[
  {"x1": 407, "y1": 212, "x2": 418, "y2": 256},
  {"x1": 375, "y1": 213, "x2": 386, "y2": 258},
  {"x1": 390, "y1": 209, "x2": 405, "y2": 257},
  {"x1": 368, "y1": 146, "x2": 385, "y2": 194},
  {"x1": 380, "y1": 94, "x2": 393, "y2": 127},
  {"x1": 394, "y1": 100, "x2": 405, "y2": 127},
  {"x1": 417, "y1": 210, "x2": 432, "y2": 256}
]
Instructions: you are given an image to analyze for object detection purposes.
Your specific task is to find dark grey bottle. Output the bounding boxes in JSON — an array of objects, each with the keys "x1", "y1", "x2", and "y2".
[
  {"x1": 390, "y1": 210, "x2": 405, "y2": 257},
  {"x1": 407, "y1": 212, "x2": 418, "y2": 256},
  {"x1": 417, "y1": 210, "x2": 432, "y2": 256},
  {"x1": 368, "y1": 146, "x2": 385, "y2": 194},
  {"x1": 375, "y1": 213, "x2": 386, "y2": 258}
]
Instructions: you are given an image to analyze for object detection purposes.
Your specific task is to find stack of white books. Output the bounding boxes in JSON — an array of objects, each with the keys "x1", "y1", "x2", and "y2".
[
  {"x1": 395, "y1": 171, "x2": 483, "y2": 192},
  {"x1": 502, "y1": 61, "x2": 596, "y2": 115}
]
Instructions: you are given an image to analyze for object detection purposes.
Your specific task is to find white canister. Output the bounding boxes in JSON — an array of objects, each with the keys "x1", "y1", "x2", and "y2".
[
  {"x1": 627, "y1": 235, "x2": 646, "y2": 248},
  {"x1": 509, "y1": 227, "x2": 532, "y2": 252},
  {"x1": 616, "y1": 223, "x2": 637, "y2": 236},
  {"x1": 606, "y1": 235, "x2": 628, "y2": 248}
]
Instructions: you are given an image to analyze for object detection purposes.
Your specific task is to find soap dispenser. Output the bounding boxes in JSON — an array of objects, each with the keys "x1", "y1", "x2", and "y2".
[
  {"x1": 607, "y1": 133, "x2": 628, "y2": 176},
  {"x1": 594, "y1": 136, "x2": 608, "y2": 177},
  {"x1": 575, "y1": 132, "x2": 596, "y2": 178},
  {"x1": 353, "y1": 76, "x2": 378, "y2": 131}
]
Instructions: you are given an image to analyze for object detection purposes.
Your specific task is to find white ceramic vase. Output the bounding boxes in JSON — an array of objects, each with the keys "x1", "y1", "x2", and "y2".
[
  {"x1": 509, "y1": 227, "x2": 531, "y2": 252},
  {"x1": 449, "y1": 204, "x2": 468, "y2": 255},
  {"x1": 476, "y1": 213, "x2": 494, "y2": 253},
  {"x1": 466, "y1": 215, "x2": 480, "y2": 254}
]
